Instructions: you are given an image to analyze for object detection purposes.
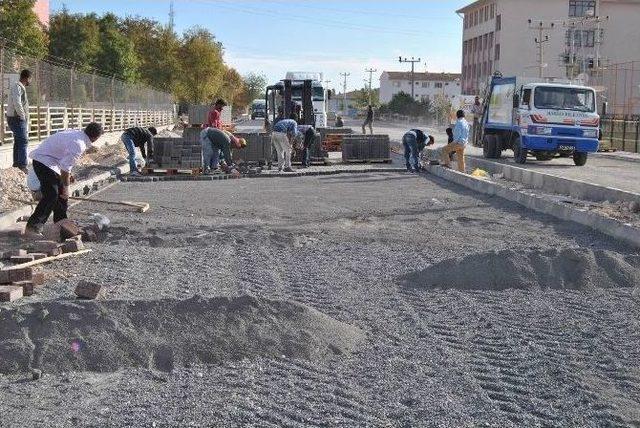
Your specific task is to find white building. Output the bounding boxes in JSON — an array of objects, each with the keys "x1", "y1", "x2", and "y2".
[
  {"x1": 379, "y1": 72, "x2": 462, "y2": 104},
  {"x1": 457, "y1": 0, "x2": 640, "y2": 113}
]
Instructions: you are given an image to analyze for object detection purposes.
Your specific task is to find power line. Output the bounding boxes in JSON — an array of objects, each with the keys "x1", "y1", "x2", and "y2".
[{"x1": 527, "y1": 20, "x2": 555, "y2": 78}]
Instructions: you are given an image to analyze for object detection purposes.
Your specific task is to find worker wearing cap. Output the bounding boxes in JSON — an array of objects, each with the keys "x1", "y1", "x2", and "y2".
[
  {"x1": 402, "y1": 129, "x2": 434, "y2": 172},
  {"x1": 271, "y1": 118, "x2": 302, "y2": 173},
  {"x1": 200, "y1": 127, "x2": 245, "y2": 174},
  {"x1": 25, "y1": 123, "x2": 104, "y2": 235},
  {"x1": 204, "y1": 98, "x2": 227, "y2": 129},
  {"x1": 121, "y1": 126, "x2": 157, "y2": 176}
]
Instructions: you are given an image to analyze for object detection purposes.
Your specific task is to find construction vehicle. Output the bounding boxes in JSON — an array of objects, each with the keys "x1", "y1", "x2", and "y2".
[
  {"x1": 476, "y1": 73, "x2": 599, "y2": 166},
  {"x1": 264, "y1": 79, "x2": 317, "y2": 128}
]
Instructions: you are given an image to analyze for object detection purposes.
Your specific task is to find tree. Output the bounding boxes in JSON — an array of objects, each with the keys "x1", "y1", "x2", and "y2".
[
  {"x1": 242, "y1": 72, "x2": 267, "y2": 103},
  {"x1": 218, "y1": 67, "x2": 246, "y2": 112},
  {"x1": 353, "y1": 87, "x2": 379, "y2": 108},
  {"x1": 48, "y1": 8, "x2": 100, "y2": 72},
  {"x1": 174, "y1": 27, "x2": 225, "y2": 104},
  {"x1": 95, "y1": 13, "x2": 140, "y2": 82},
  {"x1": 0, "y1": 0, "x2": 48, "y2": 57}
]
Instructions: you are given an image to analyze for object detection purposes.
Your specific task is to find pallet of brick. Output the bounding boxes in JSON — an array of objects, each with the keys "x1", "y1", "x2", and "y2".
[
  {"x1": 232, "y1": 132, "x2": 272, "y2": 166},
  {"x1": 342, "y1": 134, "x2": 391, "y2": 163}
]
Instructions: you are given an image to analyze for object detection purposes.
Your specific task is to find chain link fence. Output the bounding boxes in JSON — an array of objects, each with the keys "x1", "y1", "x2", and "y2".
[{"x1": 0, "y1": 44, "x2": 175, "y2": 146}]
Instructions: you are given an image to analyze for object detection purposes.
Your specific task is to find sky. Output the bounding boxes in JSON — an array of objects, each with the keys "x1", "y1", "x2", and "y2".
[{"x1": 49, "y1": 0, "x2": 469, "y2": 93}]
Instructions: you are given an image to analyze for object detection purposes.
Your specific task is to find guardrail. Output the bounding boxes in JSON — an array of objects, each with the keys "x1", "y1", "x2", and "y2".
[
  {"x1": 1, "y1": 104, "x2": 174, "y2": 146},
  {"x1": 600, "y1": 115, "x2": 640, "y2": 153}
]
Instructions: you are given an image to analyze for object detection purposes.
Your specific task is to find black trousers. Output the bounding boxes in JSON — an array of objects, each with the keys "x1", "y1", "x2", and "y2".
[{"x1": 26, "y1": 160, "x2": 68, "y2": 229}]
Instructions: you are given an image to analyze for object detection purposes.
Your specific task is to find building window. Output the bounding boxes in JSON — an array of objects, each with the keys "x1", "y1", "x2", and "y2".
[
  {"x1": 490, "y1": 3, "x2": 495, "y2": 18},
  {"x1": 474, "y1": 10, "x2": 478, "y2": 26},
  {"x1": 484, "y1": 6, "x2": 489, "y2": 21},
  {"x1": 569, "y1": 0, "x2": 596, "y2": 17},
  {"x1": 496, "y1": 14, "x2": 501, "y2": 31},
  {"x1": 435, "y1": 82, "x2": 443, "y2": 88},
  {"x1": 495, "y1": 44, "x2": 500, "y2": 60},
  {"x1": 566, "y1": 29, "x2": 595, "y2": 47},
  {"x1": 483, "y1": 34, "x2": 488, "y2": 50},
  {"x1": 422, "y1": 82, "x2": 430, "y2": 88},
  {"x1": 489, "y1": 32, "x2": 494, "y2": 48}
]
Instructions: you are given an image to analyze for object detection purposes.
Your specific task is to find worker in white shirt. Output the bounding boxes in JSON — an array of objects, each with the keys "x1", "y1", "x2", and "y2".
[
  {"x1": 25, "y1": 123, "x2": 104, "y2": 235},
  {"x1": 6, "y1": 69, "x2": 31, "y2": 173}
]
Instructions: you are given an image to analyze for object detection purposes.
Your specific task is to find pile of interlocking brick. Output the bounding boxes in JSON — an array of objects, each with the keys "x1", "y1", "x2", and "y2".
[{"x1": 152, "y1": 127, "x2": 203, "y2": 169}]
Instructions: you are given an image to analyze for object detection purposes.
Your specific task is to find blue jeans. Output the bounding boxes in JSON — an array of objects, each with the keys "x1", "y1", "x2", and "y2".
[
  {"x1": 201, "y1": 137, "x2": 220, "y2": 169},
  {"x1": 121, "y1": 133, "x2": 138, "y2": 172},
  {"x1": 403, "y1": 132, "x2": 419, "y2": 171},
  {"x1": 7, "y1": 116, "x2": 28, "y2": 168}
]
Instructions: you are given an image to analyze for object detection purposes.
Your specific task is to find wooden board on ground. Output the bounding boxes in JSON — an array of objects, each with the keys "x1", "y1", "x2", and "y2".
[{"x1": 142, "y1": 167, "x2": 203, "y2": 176}]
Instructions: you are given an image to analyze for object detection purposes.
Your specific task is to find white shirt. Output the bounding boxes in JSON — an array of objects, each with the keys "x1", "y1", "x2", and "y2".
[
  {"x1": 29, "y1": 129, "x2": 91, "y2": 174},
  {"x1": 7, "y1": 81, "x2": 29, "y2": 121}
]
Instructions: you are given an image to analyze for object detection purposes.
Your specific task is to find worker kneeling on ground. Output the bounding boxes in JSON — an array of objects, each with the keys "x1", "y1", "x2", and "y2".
[
  {"x1": 200, "y1": 127, "x2": 244, "y2": 174},
  {"x1": 25, "y1": 122, "x2": 104, "y2": 235},
  {"x1": 297, "y1": 125, "x2": 317, "y2": 168},
  {"x1": 121, "y1": 126, "x2": 157, "y2": 176},
  {"x1": 271, "y1": 118, "x2": 302, "y2": 173},
  {"x1": 402, "y1": 129, "x2": 434, "y2": 172},
  {"x1": 440, "y1": 110, "x2": 470, "y2": 173}
]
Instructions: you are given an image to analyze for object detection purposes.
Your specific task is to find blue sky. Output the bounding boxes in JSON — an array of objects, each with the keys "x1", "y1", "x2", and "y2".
[{"x1": 50, "y1": 0, "x2": 469, "y2": 92}]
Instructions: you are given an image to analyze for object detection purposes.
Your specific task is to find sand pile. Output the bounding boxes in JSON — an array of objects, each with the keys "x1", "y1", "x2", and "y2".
[
  {"x1": 401, "y1": 248, "x2": 640, "y2": 291},
  {"x1": 0, "y1": 167, "x2": 31, "y2": 213},
  {"x1": 0, "y1": 295, "x2": 364, "y2": 374}
]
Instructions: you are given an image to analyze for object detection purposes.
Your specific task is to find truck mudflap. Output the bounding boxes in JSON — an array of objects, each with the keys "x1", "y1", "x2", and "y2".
[{"x1": 521, "y1": 135, "x2": 599, "y2": 153}]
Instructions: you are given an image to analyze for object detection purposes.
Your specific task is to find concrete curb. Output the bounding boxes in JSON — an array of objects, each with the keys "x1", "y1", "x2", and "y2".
[
  {"x1": 423, "y1": 164, "x2": 640, "y2": 249},
  {"x1": 121, "y1": 167, "x2": 407, "y2": 182},
  {"x1": 594, "y1": 152, "x2": 640, "y2": 164},
  {"x1": 0, "y1": 162, "x2": 130, "y2": 231},
  {"x1": 463, "y1": 156, "x2": 640, "y2": 204}
]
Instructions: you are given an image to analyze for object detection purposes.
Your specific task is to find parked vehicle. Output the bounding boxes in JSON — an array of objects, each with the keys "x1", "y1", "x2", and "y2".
[
  {"x1": 251, "y1": 99, "x2": 266, "y2": 120},
  {"x1": 477, "y1": 74, "x2": 600, "y2": 166}
]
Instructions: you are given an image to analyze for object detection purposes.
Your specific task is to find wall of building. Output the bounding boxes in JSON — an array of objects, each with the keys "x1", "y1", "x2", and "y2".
[{"x1": 380, "y1": 74, "x2": 461, "y2": 104}]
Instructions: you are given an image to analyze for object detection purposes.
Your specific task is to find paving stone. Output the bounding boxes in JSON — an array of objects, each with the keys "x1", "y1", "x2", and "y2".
[
  {"x1": 28, "y1": 253, "x2": 48, "y2": 260},
  {"x1": 58, "y1": 219, "x2": 82, "y2": 240},
  {"x1": 62, "y1": 240, "x2": 85, "y2": 253},
  {"x1": 10, "y1": 255, "x2": 35, "y2": 264},
  {"x1": 0, "y1": 285, "x2": 23, "y2": 302},
  {"x1": 31, "y1": 241, "x2": 60, "y2": 253},
  {"x1": 74, "y1": 281, "x2": 104, "y2": 299},
  {"x1": 2, "y1": 249, "x2": 27, "y2": 260},
  {"x1": 13, "y1": 281, "x2": 35, "y2": 296}
]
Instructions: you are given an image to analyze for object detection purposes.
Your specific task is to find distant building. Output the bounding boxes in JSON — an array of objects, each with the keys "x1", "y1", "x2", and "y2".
[
  {"x1": 34, "y1": 0, "x2": 49, "y2": 27},
  {"x1": 457, "y1": 0, "x2": 640, "y2": 102},
  {"x1": 379, "y1": 72, "x2": 461, "y2": 104}
]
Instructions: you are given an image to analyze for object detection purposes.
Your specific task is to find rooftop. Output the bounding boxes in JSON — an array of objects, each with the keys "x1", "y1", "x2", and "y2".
[
  {"x1": 456, "y1": 0, "x2": 492, "y2": 14},
  {"x1": 382, "y1": 71, "x2": 462, "y2": 82}
]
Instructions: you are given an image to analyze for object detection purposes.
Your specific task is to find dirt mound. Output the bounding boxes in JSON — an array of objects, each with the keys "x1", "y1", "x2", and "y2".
[
  {"x1": 0, "y1": 295, "x2": 364, "y2": 374},
  {"x1": 401, "y1": 248, "x2": 640, "y2": 291}
]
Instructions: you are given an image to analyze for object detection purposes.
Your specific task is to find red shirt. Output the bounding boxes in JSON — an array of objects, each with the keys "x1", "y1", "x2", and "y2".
[{"x1": 204, "y1": 108, "x2": 223, "y2": 129}]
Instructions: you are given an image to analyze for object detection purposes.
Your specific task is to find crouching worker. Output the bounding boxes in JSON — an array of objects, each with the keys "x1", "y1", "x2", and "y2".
[
  {"x1": 297, "y1": 125, "x2": 317, "y2": 168},
  {"x1": 25, "y1": 122, "x2": 104, "y2": 235},
  {"x1": 271, "y1": 118, "x2": 303, "y2": 172},
  {"x1": 440, "y1": 110, "x2": 470, "y2": 173},
  {"x1": 201, "y1": 127, "x2": 244, "y2": 174},
  {"x1": 121, "y1": 126, "x2": 157, "y2": 176},
  {"x1": 402, "y1": 129, "x2": 434, "y2": 172}
]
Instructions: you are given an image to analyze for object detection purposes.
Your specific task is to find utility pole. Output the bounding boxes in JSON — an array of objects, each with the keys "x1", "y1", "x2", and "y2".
[
  {"x1": 528, "y1": 20, "x2": 554, "y2": 78},
  {"x1": 340, "y1": 72, "x2": 350, "y2": 113},
  {"x1": 169, "y1": 0, "x2": 175, "y2": 31},
  {"x1": 399, "y1": 56, "x2": 421, "y2": 98},
  {"x1": 364, "y1": 68, "x2": 377, "y2": 105}
]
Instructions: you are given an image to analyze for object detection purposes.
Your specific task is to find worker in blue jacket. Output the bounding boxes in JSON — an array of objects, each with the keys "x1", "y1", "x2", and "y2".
[{"x1": 402, "y1": 129, "x2": 434, "y2": 172}]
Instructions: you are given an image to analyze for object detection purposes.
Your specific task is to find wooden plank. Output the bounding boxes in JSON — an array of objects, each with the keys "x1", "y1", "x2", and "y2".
[{"x1": 1, "y1": 249, "x2": 93, "y2": 271}]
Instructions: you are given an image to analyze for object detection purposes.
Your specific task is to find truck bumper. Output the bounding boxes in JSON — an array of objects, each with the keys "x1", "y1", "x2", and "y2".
[{"x1": 521, "y1": 135, "x2": 599, "y2": 153}]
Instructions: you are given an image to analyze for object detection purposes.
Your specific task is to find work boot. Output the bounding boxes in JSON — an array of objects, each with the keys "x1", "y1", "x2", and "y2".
[{"x1": 283, "y1": 167, "x2": 295, "y2": 173}]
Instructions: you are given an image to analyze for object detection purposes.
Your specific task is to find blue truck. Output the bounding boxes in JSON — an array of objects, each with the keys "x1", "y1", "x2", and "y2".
[{"x1": 476, "y1": 75, "x2": 600, "y2": 166}]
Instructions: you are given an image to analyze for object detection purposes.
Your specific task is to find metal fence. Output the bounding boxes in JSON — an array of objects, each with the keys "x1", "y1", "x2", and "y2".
[
  {"x1": 0, "y1": 44, "x2": 175, "y2": 146},
  {"x1": 600, "y1": 115, "x2": 640, "y2": 153},
  {"x1": 592, "y1": 60, "x2": 640, "y2": 116}
]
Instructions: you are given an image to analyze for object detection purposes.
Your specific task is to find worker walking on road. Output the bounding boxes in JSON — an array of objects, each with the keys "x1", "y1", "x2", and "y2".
[
  {"x1": 121, "y1": 126, "x2": 157, "y2": 176},
  {"x1": 362, "y1": 105, "x2": 374, "y2": 134},
  {"x1": 25, "y1": 123, "x2": 104, "y2": 235},
  {"x1": 402, "y1": 129, "x2": 434, "y2": 172},
  {"x1": 271, "y1": 118, "x2": 302, "y2": 173},
  {"x1": 441, "y1": 110, "x2": 470, "y2": 173},
  {"x1": 6, "y1": 69, "x2": 31, "y2": 173}
]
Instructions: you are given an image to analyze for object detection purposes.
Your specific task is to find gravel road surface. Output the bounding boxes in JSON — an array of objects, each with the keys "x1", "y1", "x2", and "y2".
[{"x1": 1, "y1": 171, "x2": 639, "y2": 427}]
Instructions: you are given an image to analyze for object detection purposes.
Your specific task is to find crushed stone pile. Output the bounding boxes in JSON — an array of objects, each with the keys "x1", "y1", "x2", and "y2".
[
  {"x1": 0, "y1": 295, "x2": 364, "y2": 374},
  {"x1": 401, "y1": 248, "x2": 640, "y2": 291},
  {"x1": 0, "y1": 168, "x2": 31, "y2": 213}
]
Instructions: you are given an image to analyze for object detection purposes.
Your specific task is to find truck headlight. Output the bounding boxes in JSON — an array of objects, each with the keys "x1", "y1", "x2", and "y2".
[
  {"x1": 529, "y1": 126, "x2": 553, "y2": 135},
  {"x1": 582, "y1": 129, "x2": 598, "y2": 138}
]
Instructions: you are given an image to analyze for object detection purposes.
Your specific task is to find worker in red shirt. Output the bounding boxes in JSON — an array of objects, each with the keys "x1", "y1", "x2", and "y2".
[{"x1": 204, "y1": 98, "x2": 227, "y2": 129}]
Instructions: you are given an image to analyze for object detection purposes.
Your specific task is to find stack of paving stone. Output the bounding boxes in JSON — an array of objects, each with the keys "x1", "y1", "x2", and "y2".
[{"x1": 153, "y1": 127, "x2": 203, "y2": 169}]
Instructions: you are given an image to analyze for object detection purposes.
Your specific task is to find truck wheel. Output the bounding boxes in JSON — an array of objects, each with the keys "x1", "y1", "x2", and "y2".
[
  {"x1": 573, "y1": 152, "x2": 588, "y2": 166},
  {"x1": 483, "y1": 135, "x2": 497, "y2": 159},
  {"x1": 513, "y1": 136, "x2": 527, "y2": 164}
]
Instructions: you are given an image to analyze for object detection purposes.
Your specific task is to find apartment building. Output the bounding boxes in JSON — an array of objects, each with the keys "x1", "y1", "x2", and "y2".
[
  {"x1": 457, "y1": 0, "x2": 640, "y2": 97},
  {"x1": 34, "y1": 0, "x2": 49, "y2": 27},
  {"x1": 379, "y1": 71, "x2": 461, "y2": 104}
]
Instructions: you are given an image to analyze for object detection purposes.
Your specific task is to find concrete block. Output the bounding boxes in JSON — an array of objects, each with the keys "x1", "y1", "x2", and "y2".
[
  {"x1": 31, "y1": 240, "x2": 60, "y2": 253},
  {"x1": 2, "y1": 249, "x2": 27, "y2": 260},
  {"x1": 62, "y1": 239, "x2": 85, "y2": 253},
  {"x1": 74, "y1": 281, "x2": 104, "y2": 299},
  {"x1": 13, "y1": 280, "x2": 35, "y2": 296},
  {"x1": 10, "y1": 255, "x2": 35, "y2": 264},
  {"x1": 58, "y1": 219, "x2": 82, "y2": 240},
  {"x1": 0, "y1": 285, "x2": 23, "y2": 302},
  {"x1": 47, "y1": 247, "x2": 62, "y2": 257},
  {"x1": 28, "y1": 253, "x2": 48, "y2": 260}
]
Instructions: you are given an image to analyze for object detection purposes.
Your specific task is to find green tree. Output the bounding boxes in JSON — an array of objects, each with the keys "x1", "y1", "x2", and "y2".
[
  {"x1": 95, "y1": 13, "x2": 140, "y2": 82},
  {"x1": 218, "y1": 67, "x2": 246, "y2": 112},
  {"x1": 174, "y1": 27, "x2": 225, "y2": 104},
  {"x1": 353, "y1": 87, "x2": 379, "y2": 108},
  {"x1": 384, "y1": 91, "x2": 432, "y2": 117},
  {"x1": 0, "y1": 0, "x2": 48, "y2": 57},
  {"x1": 48, "y1": 8, "x2": 100, "y2": 72},
  {"x1": 242, "y1": 72, "x2": 267, "y2": 103}
]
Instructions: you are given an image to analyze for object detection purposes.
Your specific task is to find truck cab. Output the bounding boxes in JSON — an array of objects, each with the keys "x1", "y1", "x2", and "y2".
[{"x1": 479, "y1": 75, "x2": 599, "y2": 166}]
